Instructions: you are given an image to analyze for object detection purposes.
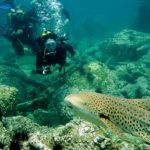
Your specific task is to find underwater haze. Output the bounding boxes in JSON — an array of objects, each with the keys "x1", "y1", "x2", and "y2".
[
  {"x1": 1, "y1": 0, "x2": 150, "y2": 149},
  {"x1": 15, "y1": 0, "x2": 141, "y2": 37},
  {"x1": 60, "y1": 0, "x2": 140, "y2": 38}
]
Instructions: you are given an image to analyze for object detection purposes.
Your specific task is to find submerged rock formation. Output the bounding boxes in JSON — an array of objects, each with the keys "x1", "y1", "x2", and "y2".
[
  {"x1": 73, "y1": 29, "x2": 150, "y2": 98},
  {"x1": 0, "y1": 85, "x2": 18, "y2": 115},
  {"x1": 99, "y1": 29, "x2": 150, "y2": 67},
  {"x1": 0, "y1": 116, "x2": 149, "y2": 150}
]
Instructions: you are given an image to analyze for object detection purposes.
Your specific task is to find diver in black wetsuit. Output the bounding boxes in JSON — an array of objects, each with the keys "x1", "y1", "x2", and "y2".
[
  {"x1": 4, "y1": 6, "x2": 39, "y2": 56},
  {"x1": 35, "y1": 30, "x2": 75, "y2": 75}
]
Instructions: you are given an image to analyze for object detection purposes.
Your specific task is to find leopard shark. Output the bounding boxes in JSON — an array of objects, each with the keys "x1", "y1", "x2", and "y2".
[{"x1": 64, "y1": 92, "x2": 150, "y2": 144}]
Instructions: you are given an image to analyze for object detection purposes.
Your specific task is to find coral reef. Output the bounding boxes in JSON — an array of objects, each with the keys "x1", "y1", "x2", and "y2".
[
  {"x1": 0, "y1": 63, "x2": 46, "y2": 103},
  {"x1": 1, "y1": 116, "x2": 53, "y2": 149},
  {"x1": 0, "y1": 85, "x2": 18, "y2": 115},
  {"x1": 0, "y1": 59, "x2": 51, "y2": 118},
  {"x1": 73, "y1": 29, "x2": 150, "y2": 98},
  {"x1": 1, "y1": 28, "x2": 150, "y2": 149},
  {"x1": 52, "y1": 119, "x2": 114, "y2": 150},
  {"x1": 0, "y1": 122, "x2": 11, "y2": 149},
  {"x1": 83, "y1": 61, "x2": 120, "y2": 94},
  {"x1": 0, "y1": 116, "x2": 149, "y2": 149},
  {"x1": 99, "y1": 29, "x2": 150, "y2": 67}
]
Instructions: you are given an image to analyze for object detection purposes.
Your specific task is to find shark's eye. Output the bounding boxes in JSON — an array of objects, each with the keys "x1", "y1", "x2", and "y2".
[
  {"x1": 68, "y1": 105, "x2": 73, "y2": 109},
  {"x1": 66, "y1": 101, "x2": 73, "y2": 109}
]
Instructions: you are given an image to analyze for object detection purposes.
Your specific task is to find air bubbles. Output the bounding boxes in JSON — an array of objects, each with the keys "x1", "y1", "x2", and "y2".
[{"x1": 32, "y1": 0, "x2": 64, "y2": 34}]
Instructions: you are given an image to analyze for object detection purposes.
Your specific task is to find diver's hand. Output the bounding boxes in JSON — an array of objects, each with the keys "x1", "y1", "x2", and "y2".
[
  {"x1": 42, "y1": 69, "x2": 51, "y2": 75},
  {"x1": 15, "y1": 29, "x2": 23, "y2": 36},
  {"x1": 64, "y1": 19, "x2": 69, "y2": 24},
  {"x1": 42, "y1": 65, "x2": 51, "y2": 75}
]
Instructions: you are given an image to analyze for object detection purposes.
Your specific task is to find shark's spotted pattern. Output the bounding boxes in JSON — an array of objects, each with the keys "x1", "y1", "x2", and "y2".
[{"x1": 64, "y1": 92, "x2": 150, "y2": 143}]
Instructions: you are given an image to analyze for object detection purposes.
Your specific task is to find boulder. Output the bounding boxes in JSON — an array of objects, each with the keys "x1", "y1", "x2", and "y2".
[{"x1": 99, "y1": 29, "x2": 150, "y2": 67}]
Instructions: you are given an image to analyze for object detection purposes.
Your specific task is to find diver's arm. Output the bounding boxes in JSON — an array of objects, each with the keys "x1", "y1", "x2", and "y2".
[
  {"x1": 65, "y1": 44, "x2": 75, "y2": 56},
  {"x1": 62, "y1": 8, "x2": 71, "y2": 21},
  {"x1": 25, "y1": 8, "x2": 39, "y2": 24}
]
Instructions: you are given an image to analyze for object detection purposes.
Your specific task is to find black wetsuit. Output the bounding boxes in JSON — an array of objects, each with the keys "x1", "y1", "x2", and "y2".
[
  {"x1": 35, "y1": 33, "x2": 75, "y2": 74},
  {"x1": 45, "y1": 43, "x2": 74, "y2": 66},
  {"x1": 7, "y1": 8, "x2": 39, "y2": 56}
]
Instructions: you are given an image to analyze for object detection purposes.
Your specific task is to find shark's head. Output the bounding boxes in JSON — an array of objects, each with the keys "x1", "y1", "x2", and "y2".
[
  {"x1": 64, "y1": 92, "x2": 104, "y2": 126},
  {"x1": 64, "y1": 92, "x2": 103, "y2": 111},
  {"x1": 64, "y1": 94, "x2": 86, "y2": 110}
]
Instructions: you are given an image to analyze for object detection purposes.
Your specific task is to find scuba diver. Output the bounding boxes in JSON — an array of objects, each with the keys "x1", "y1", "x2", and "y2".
[
  {"x1": 3, "y1": 6, "x2": 39, "y2": 56},
  {"x1": 35, "y1": 30, "x2": 75, "y2": 75}
]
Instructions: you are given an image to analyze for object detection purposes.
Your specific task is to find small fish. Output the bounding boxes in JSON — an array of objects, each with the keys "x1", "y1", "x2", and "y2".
[{"x1": 64, "y1": 92, "x2": 150, "y2": 144}]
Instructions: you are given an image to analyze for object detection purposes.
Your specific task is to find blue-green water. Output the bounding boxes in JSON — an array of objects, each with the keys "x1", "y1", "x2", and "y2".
[
  {"x1": 63, "y1": 1, "x2": 138, "y2": 40},
  {"x1": 61, "y1": 0, "x2": 140, "y2": 30},
  {"x1": 0, "y1": 0, "x2": 150, "y2": 149},
  {"x1": 0, "y1": 0, "x2": 141, "y2": 37}
]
